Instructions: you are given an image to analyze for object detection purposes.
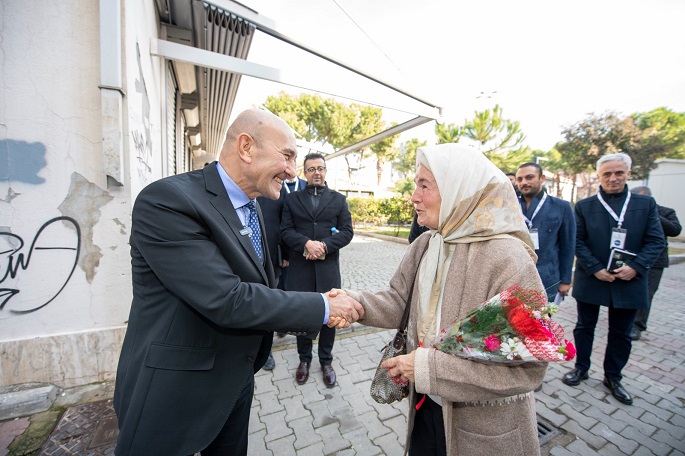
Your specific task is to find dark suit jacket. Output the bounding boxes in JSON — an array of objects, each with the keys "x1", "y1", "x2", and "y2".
[
  {"x1": 654, "y1": 205, "x2": 682, "y2": 268},
  {"x1": 519, "y1": 191, "x2": 576, "y2": 295},
  {"x1": 257, "y1": 178, "x2": 307, "y2": 278},
  {"x1": 113, "y1": 163, "x2": 324, "y2": 455},
  {"x1": 280, "y1": 186, "x2": 353, "y2": 293},
  {"x1": 573, "y1": 186, "x2": 665, "y2": 309}
]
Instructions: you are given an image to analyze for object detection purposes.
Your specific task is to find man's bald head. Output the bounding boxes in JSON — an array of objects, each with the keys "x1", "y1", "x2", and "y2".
[
  {"x1": 224, "y1": 108, "x2": 290, "y2": 148},
  {"x1": 218, "y1": 109, "x2": 298, "y2": 200}
]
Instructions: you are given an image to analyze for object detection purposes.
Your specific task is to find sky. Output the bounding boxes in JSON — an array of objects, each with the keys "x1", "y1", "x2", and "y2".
[{"x1": 229, "y1": 0, "x2": 685, "y2": 151}]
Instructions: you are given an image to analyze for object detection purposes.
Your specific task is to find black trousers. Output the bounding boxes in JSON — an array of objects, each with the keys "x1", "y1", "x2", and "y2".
[
  {"x1": 633, "y1": 267, "x2": 664, "y2": 331},
  {"x1": 409, "y1": 396, "x2": 446, "y2": 456},
  {"x1": 198, "y1": 376, "x2": 254, "y2": 456},
  {"x1": 297, "y1": 324, "x2": 335, "y2": 365},
  {"x1": 573, "y1": 300, "x2": 637, "y2": 381}
]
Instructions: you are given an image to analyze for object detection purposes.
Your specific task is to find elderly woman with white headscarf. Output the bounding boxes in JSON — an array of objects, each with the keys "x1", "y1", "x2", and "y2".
[{"x1": 346, "y1": 144, "x2": 548, "y2": 456}]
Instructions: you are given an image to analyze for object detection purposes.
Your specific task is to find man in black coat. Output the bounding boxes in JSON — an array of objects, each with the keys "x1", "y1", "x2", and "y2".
[
  {"x1": 628, "y1": 186, "x2": 682, "y2": 340},
  {"x1": 562, "y1": 153, "x2": 665, "y2": 406},
  {"x1": 257, "y1": 175, "x2": 307, "y2": 369},
  {"x1": 113, "y1": 109, "x2": 363, "y2": 455},
  {"x1": 281, "y1": 152, "x2": 354, "y2": 387}
]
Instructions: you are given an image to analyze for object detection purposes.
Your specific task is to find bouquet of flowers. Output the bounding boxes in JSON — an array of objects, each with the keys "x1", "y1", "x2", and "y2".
[{"x1": 434, "y1": 284, "x2": 575, "y2": 364}]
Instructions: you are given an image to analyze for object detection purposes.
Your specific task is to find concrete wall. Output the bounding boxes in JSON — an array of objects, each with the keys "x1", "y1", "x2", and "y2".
[{"x1": 1, "y1": 0, "x2": 166, "y2": 388}]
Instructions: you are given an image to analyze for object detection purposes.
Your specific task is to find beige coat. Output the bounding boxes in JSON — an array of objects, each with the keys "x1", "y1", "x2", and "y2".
[{"x1": 349, "y1": 234, "x2": 547, "y2": 456}]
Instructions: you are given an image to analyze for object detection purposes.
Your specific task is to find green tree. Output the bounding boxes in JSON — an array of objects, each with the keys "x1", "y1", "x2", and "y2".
[
  {"x1": 392, "y1": 138, "x2": 426, "y2": 177},
  {"x1": 370, "y1": 123, "x2": 400, "y2": 185},
  {"x1": 264, "y1": 92, "x2": 392, "y2": 179},
  {"x1": 434, "y1": 105, "x2": 526, "y2": 169},
  {"x1": 435, "y1": 122, "x2": 462, "y2": 144},
  {"x1": 632, "y1": 107, "x2": 685, "y2": 159},
  {"x1": 555, "y1": 112, "x2": 662, "y2": 199}
]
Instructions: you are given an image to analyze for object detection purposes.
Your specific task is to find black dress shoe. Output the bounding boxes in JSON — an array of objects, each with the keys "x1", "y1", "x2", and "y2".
[
  {"x1": 296, "y1": 362, "x2": 310, "y2": 384},
  {"x1": 629, "y1": 328, "x2": 641, "y2": 341},
  {"x1": 263, "y1": 352, "x2": 275, "y2": 371},
  {"x1": 562, "y1": 368, "x2": 589, "y2": 386},
  {"x1": 603, "y1": 377, "x2": 633, "y2": 405},
  {"x1": 322, "y1": 365, "x2": 336, "y2": 388}
]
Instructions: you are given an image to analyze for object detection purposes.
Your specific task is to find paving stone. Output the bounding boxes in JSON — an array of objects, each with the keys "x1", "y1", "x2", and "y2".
[
  {"x1": 641, "y1": 410, "x2": 685, "y2": 440},
  {"x1": 293, "y1": 442, "x2": 325, "y2": 456},
  {"x1": 315, "y1": 422, "x2": 350, "y2": 455},
  {"x1": 566, "y1": 438, "x2": 602, "y2": 455},
  {"x1": 248, "y1": 429, "x2": 273, "y2": 456},
  {"x1": 262, "y1": 410, "x2": 294, "y2": 443},
  {"x1": 561, "y1": 419, "x2": 608, "y2": 451},
  {"x1": 372, "y1": 431, "x2": 405, "y2": 456},
  {"x1": 584, "y1": 406, "x2": 626, "y2": 434},
  {"x1": 257, "y1": 390, "x2": 286, "y2": 417},
  {"x1": 288, "y1": 416, "x2": 322, "y2": 450},
  {"x1": 597, "y1": 442, "x2": 629, "y2": 456},
  {"x1": 281, "y1": 396, "x2": 312, "y2": 423},
  {"x1": 342, "y1": 427, "x2": 383, "y2": 456},
  {"x1": 249, "y1": 404, "x2": 266, "y2": 433},
  {"x1": 651, "y1": 428, "x2": 685, "y2": 451},
  {"x1": 612, "y1": 409, "x2": 657, "y2": 436},
  {"x1": 558, "y1": 404, "x2": 598, "y2": 430},
  {"x1": 356, "y1": 411, "x2": 391, "y2": 441},
  {"x1": 535, "y1": 402, "x2": 568, "y2": 428},
  {"x1": 265, "y1": 434, "x2": 296, "y2": 456},
  {"x1": 549, "y1": 447, "x2": 577, "y2": 456}
]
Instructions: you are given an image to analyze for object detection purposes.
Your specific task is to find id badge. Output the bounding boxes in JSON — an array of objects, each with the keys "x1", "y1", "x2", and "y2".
[
  {"x1": 610, "y1": 228, "x2": 627, "y2": 249},
  {"x1": 529, "y1": 229, "x2": 540, "y2": 250}
]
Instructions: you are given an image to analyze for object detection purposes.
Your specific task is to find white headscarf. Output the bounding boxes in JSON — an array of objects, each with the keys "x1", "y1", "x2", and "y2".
[{"x1": 415, "y1": 144, "x2": 535, "y2": 344}]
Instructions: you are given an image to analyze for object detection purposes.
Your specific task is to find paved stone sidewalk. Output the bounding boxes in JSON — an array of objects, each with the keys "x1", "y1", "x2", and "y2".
[{"x1": 2, "y1": 234, "x2": 685, "y2": 455}]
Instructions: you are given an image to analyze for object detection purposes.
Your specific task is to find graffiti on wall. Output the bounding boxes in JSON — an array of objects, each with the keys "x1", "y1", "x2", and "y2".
[
  {"x1": 1, "y1": 217, "x2": 81, "y2": 314},
  {"x1": 132, "y1": 42, "x2": 153, "y2": 186}
]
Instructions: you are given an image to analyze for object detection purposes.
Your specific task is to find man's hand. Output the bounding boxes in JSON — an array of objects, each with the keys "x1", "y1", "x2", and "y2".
[
  {"x1": 558, "y1": 283, "x2": 571, "y2": 297},
  {"x1": 381, "y1": 350, "x2": 416, "y2": 384},
  {"x1": 281, "y1": 259, "x2": 289, "y2": 268},
  {"x1": 327, "y1": 293, "x2": 363, "y2": 328},
  {"x1": 328, "y1": 288, "x2": 346, "y2": 298},
  {"x1": 612, "y1": 265, "x2": 637, "y2": 281},
  {"x1": 305, "y1": 240, "x2": 326, "y2": 260},
  {"x1": 594, "y1": 269, "x2": 616, "y2": 282}
]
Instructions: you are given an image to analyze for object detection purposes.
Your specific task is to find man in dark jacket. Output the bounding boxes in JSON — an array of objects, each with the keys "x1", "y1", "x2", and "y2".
[
  {"x1": 257, "y1": 176, "x2": 307, "y2": 369},
  {"x1": 516, "y1": 162, "x2": 576, "y2": 301},
  {"x1": 281, "y1": 153, "x2": 354, "y2": 387},
  {"x1": 113, "y1": 109, "x2": 363, "y2": 455},
  {"x1": 628, "y1": 186, "x2": 682, "y2": 340},
  {"x1": 562, "y1": 153, "x2": 665, "y2": 406}
]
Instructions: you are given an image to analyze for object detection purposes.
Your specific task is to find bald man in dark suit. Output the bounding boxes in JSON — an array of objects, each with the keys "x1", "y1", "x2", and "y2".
[{"x1": 113, "y1": 109, "x2": 363, "y2": 455}]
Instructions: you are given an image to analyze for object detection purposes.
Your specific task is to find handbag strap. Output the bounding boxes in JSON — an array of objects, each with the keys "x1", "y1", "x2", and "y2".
[{"x1": 398, "y1": 240, "x2": 429, "y2": 332}]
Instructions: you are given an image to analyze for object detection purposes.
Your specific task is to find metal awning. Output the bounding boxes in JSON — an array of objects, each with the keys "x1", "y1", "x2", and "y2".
[{"x1": 154, "y1": 0, "x2": 442, "y2": 166}]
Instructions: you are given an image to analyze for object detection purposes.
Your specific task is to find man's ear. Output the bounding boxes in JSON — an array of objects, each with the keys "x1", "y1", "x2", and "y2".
[{"x1": 236, "y1": 133, "x2": 254, "y2": 164}]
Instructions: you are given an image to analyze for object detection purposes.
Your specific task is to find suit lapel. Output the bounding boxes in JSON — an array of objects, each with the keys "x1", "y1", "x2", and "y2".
[{"x1": 203, "y1": 163, "x2": 268, "y2": 283}]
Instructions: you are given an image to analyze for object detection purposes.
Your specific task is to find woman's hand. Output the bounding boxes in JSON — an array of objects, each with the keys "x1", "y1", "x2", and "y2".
[{"x1": 381, "y1": 350, "x2": 416, "y2": 384}]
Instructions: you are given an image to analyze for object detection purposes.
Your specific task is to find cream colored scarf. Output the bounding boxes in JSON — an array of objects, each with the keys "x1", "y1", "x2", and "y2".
[{"x1": 415, "y1": 144, "x2": 536, "y2": 345}]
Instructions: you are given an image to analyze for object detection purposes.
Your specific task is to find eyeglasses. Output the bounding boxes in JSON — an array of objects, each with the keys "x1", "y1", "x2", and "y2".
[{"x1": 305, "y1": 166, "x2": 326, "y2": 174}]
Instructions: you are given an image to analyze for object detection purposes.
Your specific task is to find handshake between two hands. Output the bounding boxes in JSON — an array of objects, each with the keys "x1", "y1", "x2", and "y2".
[{"x1": 325, "y1": 288, "x2": 363, "y2": 329}]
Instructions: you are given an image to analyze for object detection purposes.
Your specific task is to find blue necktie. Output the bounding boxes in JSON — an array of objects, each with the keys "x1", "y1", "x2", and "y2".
[{"x1": 245, "y1": 201, "x2": 263, "y2": 262}]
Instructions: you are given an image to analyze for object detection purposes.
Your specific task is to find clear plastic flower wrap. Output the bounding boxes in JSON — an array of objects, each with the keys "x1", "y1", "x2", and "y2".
[{"x1": 434, "y1": 285, "x2": 575, "y2": 364}]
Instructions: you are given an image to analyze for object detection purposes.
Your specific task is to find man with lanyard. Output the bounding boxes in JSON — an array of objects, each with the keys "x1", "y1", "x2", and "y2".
[
  {"x1": 515, "y1": 162, "x2": 575, "y2": 301},
  {"x1": 562, "y1": 153, "x2": 664, "y2": 406},
  {"x1": 260, "y1": 175, "x2": 307, "y2": 347}
]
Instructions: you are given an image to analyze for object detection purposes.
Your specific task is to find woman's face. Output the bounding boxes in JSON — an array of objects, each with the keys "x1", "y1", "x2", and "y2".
[{"x1": 411, "y1": 165, "x2": 442, "y2": 230}]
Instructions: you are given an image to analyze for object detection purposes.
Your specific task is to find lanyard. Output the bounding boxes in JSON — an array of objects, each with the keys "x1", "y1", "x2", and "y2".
[
  {"x1": 597, "y1": 189, "x2": 631, "y2": 229},
  {"x1": 522, "y1": 193, "x2": 547, "y2": 229},
  {"x1": 283, "y1": 179, "x2": 300, "y2": 194}
]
